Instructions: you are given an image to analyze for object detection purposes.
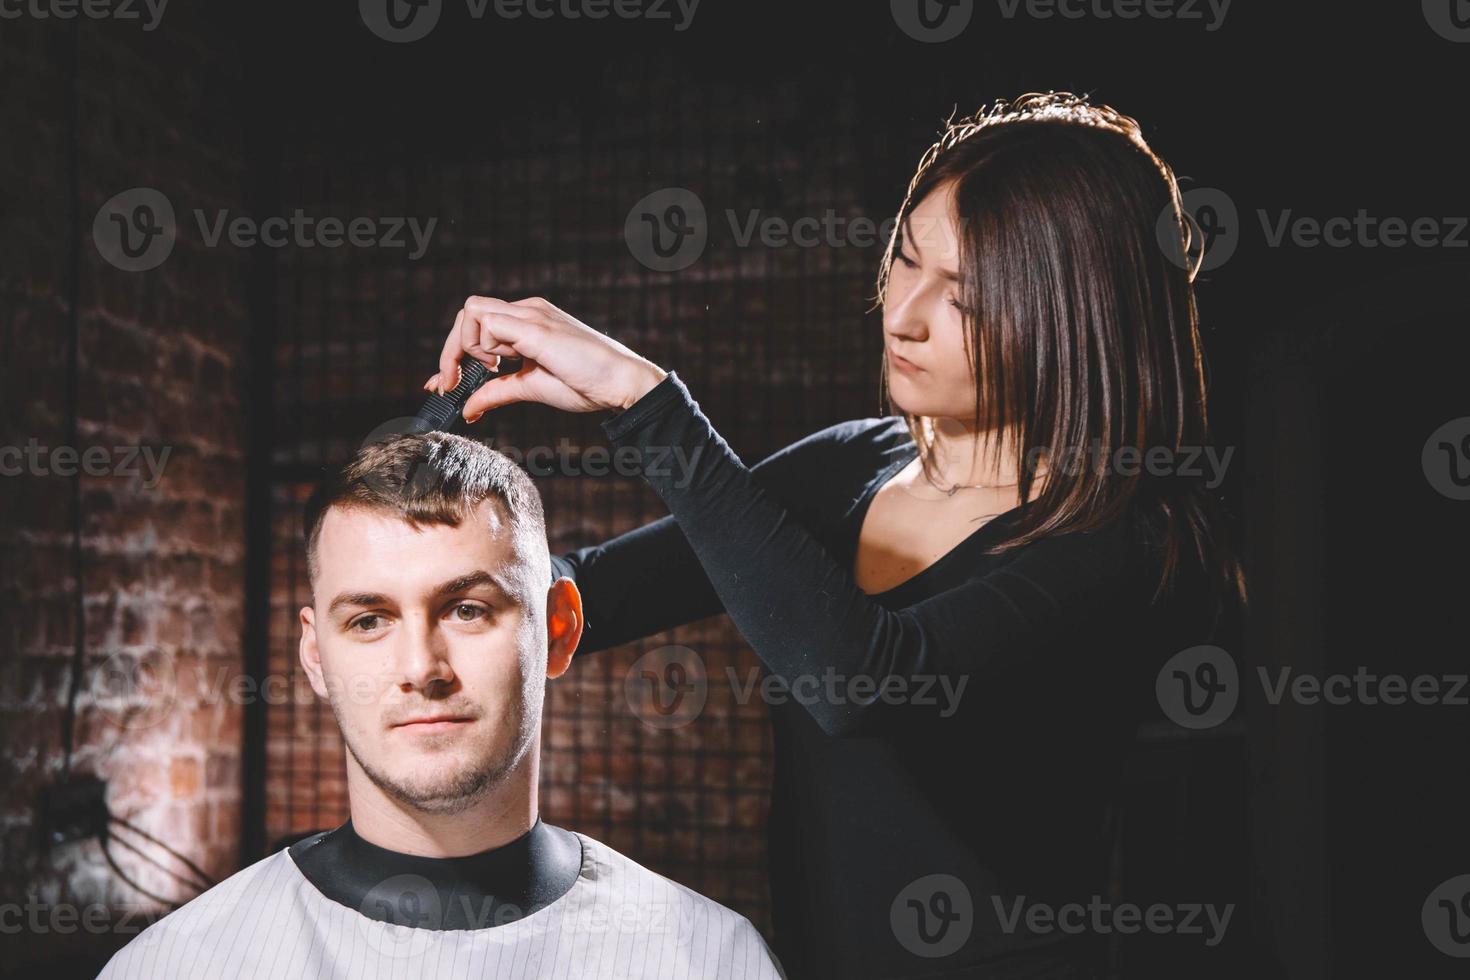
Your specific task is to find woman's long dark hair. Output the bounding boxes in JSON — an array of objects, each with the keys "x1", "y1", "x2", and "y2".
[{"x1": 874, "y1": 91, "x2": 1247, "y2": 623}]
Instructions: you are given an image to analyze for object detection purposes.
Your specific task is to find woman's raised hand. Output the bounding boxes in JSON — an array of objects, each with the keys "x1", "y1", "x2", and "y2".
[{"x1": 428, "y1": 295, "x2": 668, "y2": 422}]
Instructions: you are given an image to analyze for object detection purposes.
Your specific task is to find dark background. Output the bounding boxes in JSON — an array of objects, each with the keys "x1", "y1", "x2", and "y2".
[{"x1": 1, "y1": 1, "x2": 1466, "y2": 977}]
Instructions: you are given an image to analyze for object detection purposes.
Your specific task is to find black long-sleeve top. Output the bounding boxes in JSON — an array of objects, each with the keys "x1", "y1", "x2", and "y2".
[{"x1": 550, "y1": 371, "x2": 1208, "y2": 979}]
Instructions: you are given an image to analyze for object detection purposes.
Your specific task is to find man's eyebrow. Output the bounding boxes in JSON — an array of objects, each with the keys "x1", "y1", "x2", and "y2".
[
  {"x1": 328, "y1": 591, "x2": 391, "y2": 616},
  {"x1": 431, "y1": 569, "x2": 513, "y2": 601},
  {"x1": 326, "y1": 570, "x2": 513, "y2": 617}
]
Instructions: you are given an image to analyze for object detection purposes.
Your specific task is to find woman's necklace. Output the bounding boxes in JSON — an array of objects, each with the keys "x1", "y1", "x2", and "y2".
[{"x1": 923, "y1": 473, "x2": 1020, "y2": 497}]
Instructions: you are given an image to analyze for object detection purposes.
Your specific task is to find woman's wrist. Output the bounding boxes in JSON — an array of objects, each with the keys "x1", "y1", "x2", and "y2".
[{"x1": 615, "y1": 362, "x2": 670, "y2": 412}]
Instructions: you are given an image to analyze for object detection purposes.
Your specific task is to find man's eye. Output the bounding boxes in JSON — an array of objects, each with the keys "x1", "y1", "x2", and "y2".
[
  {"x1": 450, "y1": 603, "x2": 487, "y2": 623},
  {"x1": 350, "y1": 615, "x2": 384, "y2": 633}
]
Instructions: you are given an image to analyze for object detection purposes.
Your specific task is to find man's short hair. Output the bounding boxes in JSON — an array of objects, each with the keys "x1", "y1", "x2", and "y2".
[{"x1": 302, "y1": 432, "x2": 549, "y2": 591}]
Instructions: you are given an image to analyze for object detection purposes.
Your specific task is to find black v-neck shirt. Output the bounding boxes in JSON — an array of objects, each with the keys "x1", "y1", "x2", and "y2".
[{"x1": 550, "y1": 372, "x2": 1209, "y2": 979}]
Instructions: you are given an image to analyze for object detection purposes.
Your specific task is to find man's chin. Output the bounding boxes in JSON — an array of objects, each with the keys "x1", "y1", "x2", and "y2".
[
  {"x1": 372, "y1": 764, "x2": 498, "y2": 815},
  {"x1": 353, "y1": 739, "x2": 529, "y2": 815}
]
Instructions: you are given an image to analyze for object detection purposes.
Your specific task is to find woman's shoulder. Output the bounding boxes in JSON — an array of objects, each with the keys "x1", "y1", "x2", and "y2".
[
  {"x1": 753, "y1": 414, "x2": 912, "y2": 474},
  {"x1": 748, "y1": 415, "x2": 913, "y2": 520}
]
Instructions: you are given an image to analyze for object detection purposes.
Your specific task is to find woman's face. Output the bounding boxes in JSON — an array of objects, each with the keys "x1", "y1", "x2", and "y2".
[{"x1": 881, "y1": 179, "x2": 978, "y2": 421}]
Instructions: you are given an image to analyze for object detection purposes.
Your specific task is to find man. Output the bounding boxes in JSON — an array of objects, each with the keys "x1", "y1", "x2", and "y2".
[{"x1": 100, "y1": 433, "x2": 783, "y2": 979}]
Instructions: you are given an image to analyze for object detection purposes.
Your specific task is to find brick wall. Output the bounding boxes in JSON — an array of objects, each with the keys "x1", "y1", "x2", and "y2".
[
  {"x1": 1, "y1": 14, "x2": 899, "y2": 969},
  {"x1": 0, "y1": 10, "x2": 248, "y2": 974}
]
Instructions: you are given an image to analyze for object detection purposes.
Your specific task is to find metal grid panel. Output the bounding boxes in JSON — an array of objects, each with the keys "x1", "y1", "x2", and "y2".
[{"x1": 259, "y1": 54, "x2": 887, "y2": 935}]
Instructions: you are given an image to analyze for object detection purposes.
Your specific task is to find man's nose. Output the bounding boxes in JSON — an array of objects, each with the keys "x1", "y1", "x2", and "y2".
[{"x1": 397, "y1": 618, "x2": 455, "y2": 691}]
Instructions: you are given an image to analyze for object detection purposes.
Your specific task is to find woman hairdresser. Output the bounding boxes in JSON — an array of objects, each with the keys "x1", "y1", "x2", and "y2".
[{"x1": 425, "y1": 91, "x2": 1246, "y2": 979}]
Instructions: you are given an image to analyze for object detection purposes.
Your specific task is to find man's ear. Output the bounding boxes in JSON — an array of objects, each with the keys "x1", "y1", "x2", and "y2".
[
  {"x1": 298, "y1": 604, "x2": 330, "y2": 699},
  {"x1": 545, "y1": 577, "x2": 583, "y2": 680}
]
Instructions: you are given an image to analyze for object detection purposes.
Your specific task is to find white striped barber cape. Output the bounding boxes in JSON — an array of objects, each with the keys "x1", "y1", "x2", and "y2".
[{"x1": 97, "y1": 831, "x2": 785, "y2": 979}]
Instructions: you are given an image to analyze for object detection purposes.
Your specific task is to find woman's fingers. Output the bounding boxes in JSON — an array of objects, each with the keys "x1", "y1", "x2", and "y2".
[
  {"x1": 463, "y1": 308, "x2": 543, "y2": 362},
  {"x1": 463, "y1": 295, "x2": 541, "y2": 368},
  {"x1": 434, "y1": 294, "x2": 648, "y2": 415},
  {"x1": 477, "y1": 316, "x2": 518, "y2": 358},
  {"x1": 461, "y1": 373, "x2": 526, "y2": 421},
  {"x1": 460, "y1": 360, "x2": 554, "y2": 420},
  {"x1": 466, "y1": 295, "x2": 540, "y2": 319},
  {"x1": 437, "y1": 299, "x2": 543, "y2": 394},
  {"x1": 437, "y1": 308, "x2": 468, "y2": 391}
]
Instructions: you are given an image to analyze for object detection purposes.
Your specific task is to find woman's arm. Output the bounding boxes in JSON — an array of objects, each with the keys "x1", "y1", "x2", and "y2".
[
  {"x1": 552, "y1": 415, "x2": 853, "y2": 654},
  {"x1": 552, "y1": 516, "x2": 715, "y2": 654},
  {"x1": 602, "y1": 371, "x2": 1154, "y2": 737}
]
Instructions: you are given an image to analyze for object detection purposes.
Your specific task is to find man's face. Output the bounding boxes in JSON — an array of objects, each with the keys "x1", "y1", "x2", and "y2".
[{"x1": 298, "y1": 500, "x2": 564, "y2": 815}]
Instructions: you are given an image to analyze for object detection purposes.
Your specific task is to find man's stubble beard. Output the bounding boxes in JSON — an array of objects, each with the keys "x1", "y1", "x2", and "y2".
[{"x1": 331, "y1": 675, "x2": 543, "y2": 816}]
